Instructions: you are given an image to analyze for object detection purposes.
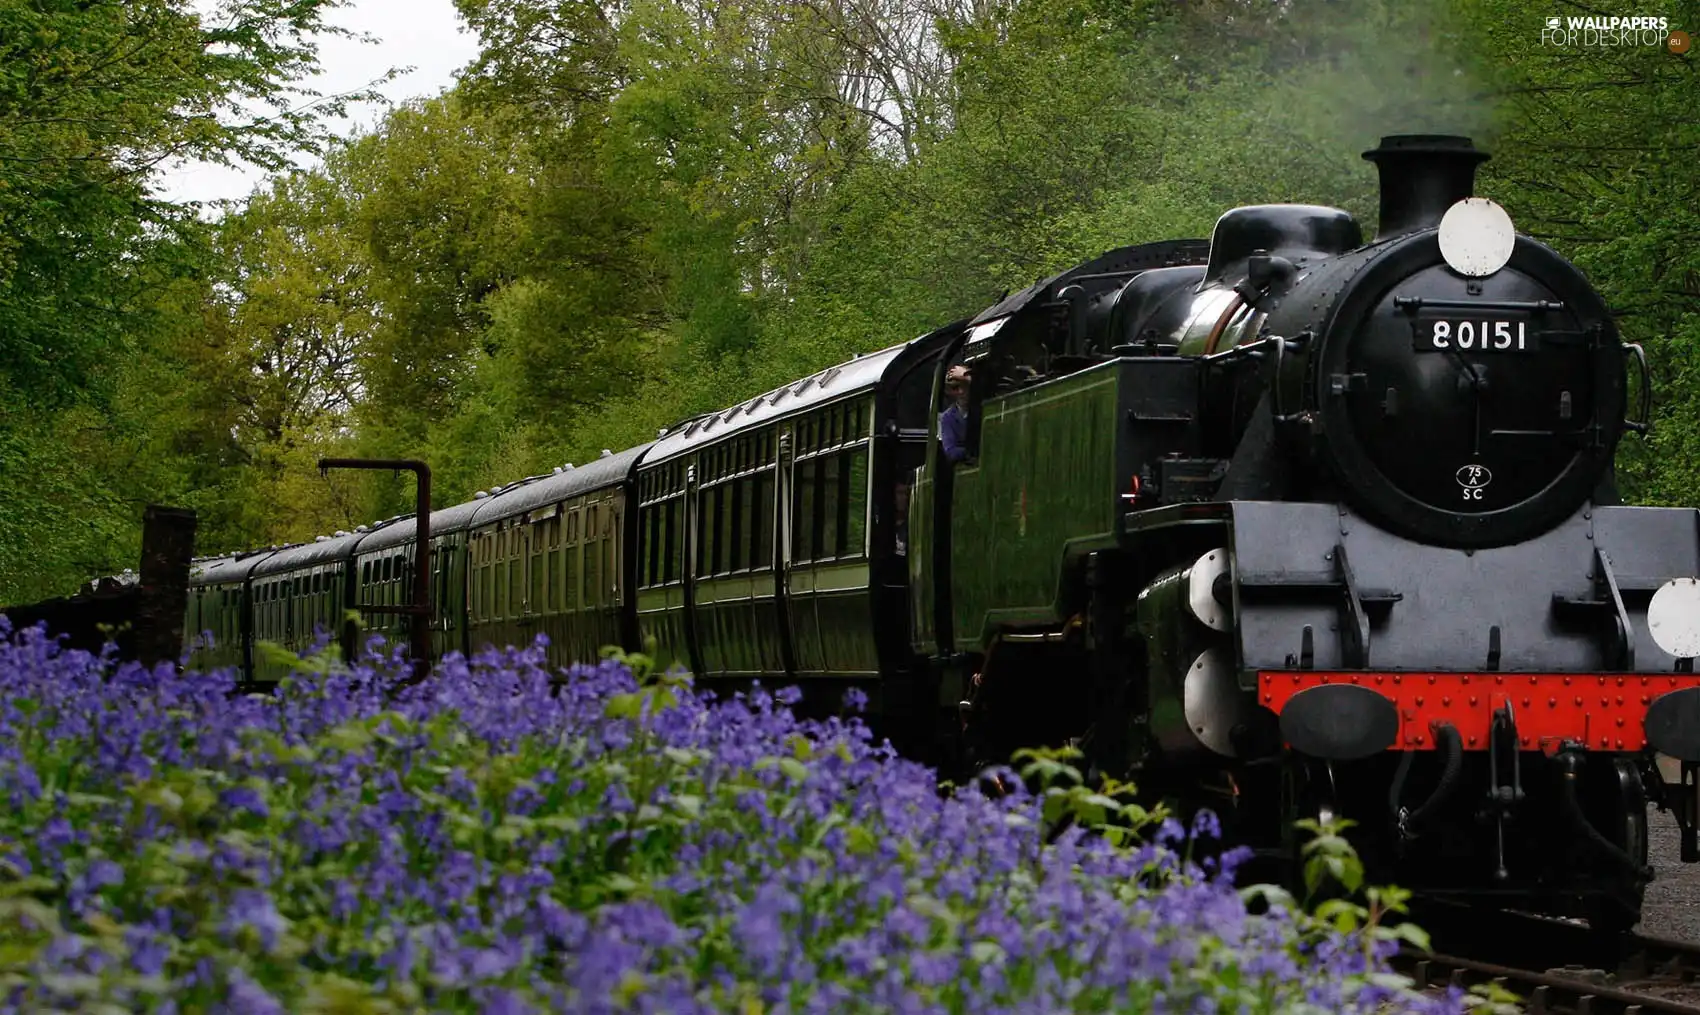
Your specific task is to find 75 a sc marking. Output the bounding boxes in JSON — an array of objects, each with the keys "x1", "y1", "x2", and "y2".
[{"x1": 1457, "y1": 463, "x2": 1493, "y2": 500}]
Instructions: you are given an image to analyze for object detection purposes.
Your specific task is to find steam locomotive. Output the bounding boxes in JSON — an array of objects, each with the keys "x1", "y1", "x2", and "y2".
[{"x1": 176, "y1": 135, "x2": 1700, "y2": 932}]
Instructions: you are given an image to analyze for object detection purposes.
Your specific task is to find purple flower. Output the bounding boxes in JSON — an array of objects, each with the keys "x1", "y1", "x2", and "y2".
[
  {"x1": 219, "y1": 786, "x2": 269, "y2": 819},
  {"x1": 220, "y1": 889, "x2": 287, "y2": 953},
  {"x1": 0, "y1": 622, "x2": 1460, "y2": 1014},
  {"x1": 219, "y1": 967, "x2": 283, "y2": 1015}
]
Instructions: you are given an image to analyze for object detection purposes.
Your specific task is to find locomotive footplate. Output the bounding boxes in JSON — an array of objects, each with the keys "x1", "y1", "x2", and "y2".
[{"x1": 1259, "y1": 670, "x2": 1700, "y2": 758}]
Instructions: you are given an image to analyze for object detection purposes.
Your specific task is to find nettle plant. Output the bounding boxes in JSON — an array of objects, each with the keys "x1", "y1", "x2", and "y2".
[{"x1": 0, "y1": 618, "x2": 1502, "y2": 1013}]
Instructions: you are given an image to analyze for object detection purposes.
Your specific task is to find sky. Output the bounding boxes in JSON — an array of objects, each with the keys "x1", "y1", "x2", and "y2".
[{"x1": 150, "y1": 0, "x2": 484, "y2": 207}]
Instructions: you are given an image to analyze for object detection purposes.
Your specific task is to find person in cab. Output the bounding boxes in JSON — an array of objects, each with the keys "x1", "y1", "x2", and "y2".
[{"x1": 940, "y1": 365, "x2": 972, "y2": 465}]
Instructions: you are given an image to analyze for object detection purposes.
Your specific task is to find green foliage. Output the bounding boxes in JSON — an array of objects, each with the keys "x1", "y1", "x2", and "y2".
[
  {"x1": 1439, "y1": 0, "x2": 1700, "y2": 505},
  {"x1": 8, "y1": 0, "x2": 1699, "y2": 598},
  {"x1": 1011, "y1": 744, "x2": 1166, "y2": 844},
  {"x1": 0, "y1": 0, "x2": 384, "y2": 602},
  {"x1": 0, "y1": 0, "x2": 371, "y2": 409}
]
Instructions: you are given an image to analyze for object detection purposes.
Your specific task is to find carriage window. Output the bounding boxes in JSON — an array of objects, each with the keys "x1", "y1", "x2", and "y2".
[
  {"x1": 662, "y1": 498, "x2": 679, "y2": 583},
  {"x1": 565, "y1": 538, "x2": 579, "y2": 610},
  {"x1": 752, "y1": 473, "x2": 772, "y2": 569},
  {"x1": 471, "y1": 559, "x2": 481, "y2": 621},
  {"x1": 696, "y1": 486, "x2": 714, "y2": 578},
  {"x1": 530, "y1": 533, "x2": 544, "y2": 614},
  {"x1": 508, "y1": 549, "x2": 522, "y2": 615},
  {"x1": 640, "y1": 505, "x2": 657, "y2": 587},
  {"x1": 845, "y1": 446, "x2": 868, "y2": 558},
  {"x1": 602, "y1": 530, "x2": 615, "y2": 601},
  {"x1": 795, "y1": 458, "x2": 819, "y2": 562},
  {"x1": 586, "y1": 526, "x2": 602, "y2": 606},
  {"x1": 695, "y1": 486, "x2": 711, "y2": 576},
  {"x1": 821, "y1": 455, "x2": 841, "y2": 560},
  {"x1": 546, "y1": 544, "x2": 558, "y2": 612},
  {"x1": 724, "y1": 481, "x2": 742, "y2": 573}
]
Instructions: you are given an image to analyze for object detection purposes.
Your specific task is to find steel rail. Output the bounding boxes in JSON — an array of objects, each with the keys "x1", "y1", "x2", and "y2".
[
  {"x1": 1395, "y1": 950, "x2": 1700, "y2": 1015},
  {"x1": 1397, "y1": 898, "x2": 1700, "y2": 1013}
]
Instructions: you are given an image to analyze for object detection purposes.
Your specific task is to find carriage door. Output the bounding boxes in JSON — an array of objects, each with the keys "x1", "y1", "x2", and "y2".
[
  {"x1": 680, "y1": 461, "x2": 706, "y2": 677},
  {"x1": 773, "y1": 428, "x2": 801, "y2": 676}
]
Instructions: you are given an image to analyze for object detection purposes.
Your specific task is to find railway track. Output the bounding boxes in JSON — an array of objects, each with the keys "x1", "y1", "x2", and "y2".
[{"x1": 1394, "y1": 900, "x2": 1700, "y2": 1012}]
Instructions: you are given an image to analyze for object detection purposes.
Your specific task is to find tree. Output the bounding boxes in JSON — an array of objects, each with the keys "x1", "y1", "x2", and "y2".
[{"x1": 0, "y1": 0, "x2": 378, "y2": 602}]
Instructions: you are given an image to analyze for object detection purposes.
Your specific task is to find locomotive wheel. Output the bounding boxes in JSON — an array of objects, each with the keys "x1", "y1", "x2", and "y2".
[{"x1": 1582, "y1": 757, "x2": 1651, "y2": 946}]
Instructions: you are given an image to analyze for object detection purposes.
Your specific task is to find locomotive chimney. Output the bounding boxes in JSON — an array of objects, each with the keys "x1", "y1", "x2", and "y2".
[{"x1": 1362, "y1": 134, "x2": 1490, "y2": 240}]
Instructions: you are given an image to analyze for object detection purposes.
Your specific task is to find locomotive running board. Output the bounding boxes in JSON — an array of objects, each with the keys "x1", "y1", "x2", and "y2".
[
  {"x1": 1236, "y1": 542, "x2": 1403, "y2": 669},
  {"x1": 1259, "y1": 669, "x2": 1700, "y2": 758},
  {"x1": 1549, "y1": 546, "x2": 1639, "y2": 669}
]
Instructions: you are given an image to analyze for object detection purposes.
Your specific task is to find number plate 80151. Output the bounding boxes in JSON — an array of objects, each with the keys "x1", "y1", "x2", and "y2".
[{"x1": 1413, "y1": 317, "x2": 1530, "y2": 352}]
